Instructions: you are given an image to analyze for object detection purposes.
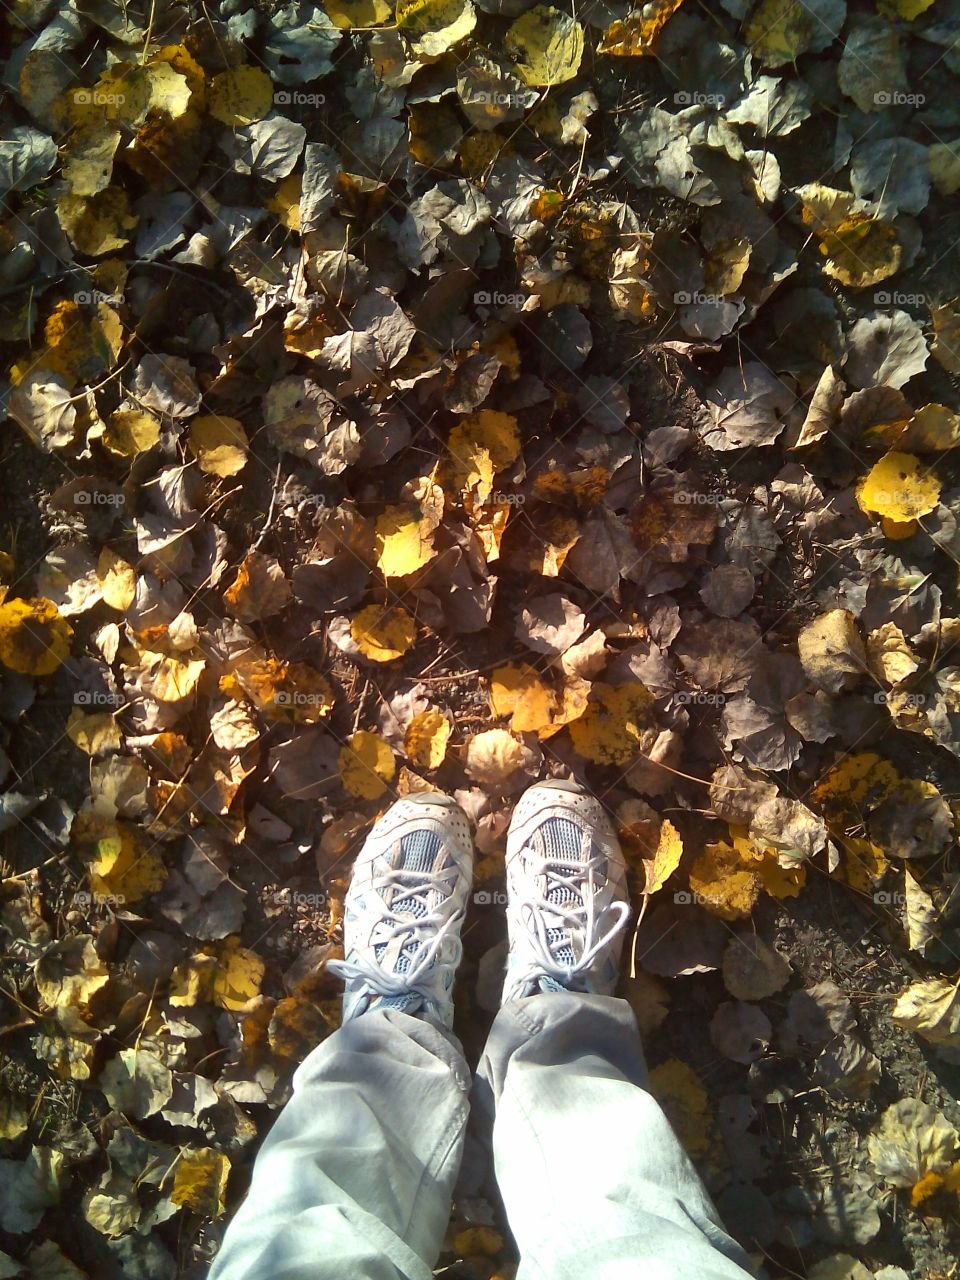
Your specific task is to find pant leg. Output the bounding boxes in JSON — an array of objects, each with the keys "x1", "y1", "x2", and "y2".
[
  {"x1": 210, "y1": 1007, "x2": 470, "y2": 1280},
  {"x1": 475, "y1": 992, "x2": 755, "y2": 1280}
]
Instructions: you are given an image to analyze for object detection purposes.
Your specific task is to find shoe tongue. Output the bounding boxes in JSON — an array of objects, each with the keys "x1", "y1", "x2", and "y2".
[{"x1": 536, "y1": 817, "x2": 585, "y2": 866}]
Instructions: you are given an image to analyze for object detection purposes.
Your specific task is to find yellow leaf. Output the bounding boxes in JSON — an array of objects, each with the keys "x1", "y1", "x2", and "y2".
[
  {"x1": 599, "y1": 0, "x2": 684, "y2": 56},
  {"x1": 505, "y1": 5, "x2": 584, "y2": 86},
  {"x1": 463, "y1": 727, "x2": 525, "y2": 783},
  {"x1": 404, "y1": 709, "x2": 451, "y2": 769},
  {"x1": 395, "y1": 0, "x2": 477, "y2": 56},
  {"x1": 42, "y1": 300, "x2": 123, "y2": 387},
  {"x1": 102, "y1": 408, "x2": 161, "y2": 456},
  {"x1": 930, "y1": 144, "x2": 960, "y2": 198},
  {"x1": 490, "y1": 663, "x2": 558, "y2": 734},
  {"x1": 744, "y1": 0, "x2": 822, "y2": 65},
  {"x1": 447, "y1": 409, "x2": 520, "y2": 501},
  {"x1": 798, "y1": 184, "x2": 901, "y2": 289},
  {"x1": 269, "y1": 996, "x2": 337, "y2": 1059},
  {"x1": 453, "y1": 1226, "x2": 504, "y2": 1257},
  {"x1": 530, "y1": 515, "x2": 581, "y2": 576},
  {"x1": 351, "y1": 604, "x2": 416, "y2": 662},
  {"x1": 140, "y1": 650, "x2": 206, "y2": 702},
  {"x1": 375, "y1": 505, "x2": 437, "y2": 577},
  {"x1": 267, "y1": 172, "x2": 301, "y2": 229},
  {"x1": 647, "y1": 1058, "x2": 716, "y2": 1160},
  {"x1": 688, "y1": 841, "x2": 760, "y2": 920},
  {"x1": 643, "y1": 818, "x2": 683, "y2": 895},
  {"x1": 340, "y1": 730, "x2": 396, "y2": 799},
  {"x1": 857, "y1": 452, "x2": 941, "y2": 521},
  {"x1": 568, "y1": 682, "x2": 657, "y2": 766},
  {"x1": 62, "y1": 123, "x2": 122, "y2": 197},
  {"x1": 87, "y1": 822, "x2": 166, "y2": 906},
  {"x1": 97, "y1": 547, "x2": 136, "y2": 611},
  {"x1": 57, "y1": 188, "x2": 138, "y2": 256},
  {"x1": 66, "y1": 708, "x2": 122, "y2": 756},
  {"x1": 189, "y1": 415, "x2": 248, "y2": 476},
  {"x1": 0, "y1": 597, "x2": 72, "y2": 675},
  {"x1": 171, "y1": 1148, "x2": 230, "y2": 1217},
  {"x1": 325, "y1": 0, "x2": 393, "y2": 27},
  {"x1": 877, "y1": 0, "x2": 934, "y2": 16},
  {"x1": 211, "y1": 938, "x2": 265, "y2": 1011},
  {"x1": 208, "y1": 66, "x2": 274, "y2": 126}
]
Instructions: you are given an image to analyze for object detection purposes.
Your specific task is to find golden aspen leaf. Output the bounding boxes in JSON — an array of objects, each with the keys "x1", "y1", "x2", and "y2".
[
  {"x1": 743, "y1": 0, "x2": 822, "y2": 65},
  {"x1": 877, "y1": 0, "x2": 934, "y2": 16},
  {"x1": 505, "y1": 5, "x2": 584, "y2": 87},
  {"x1": 599, "y1": 0, "x2": 684, "y2": 56},
  {"x1": 102, "y1": 408, "x2": 161, "y2": 456},
  {"x1": 97, "y1": 547, "x2": 136, "y2": 611},
  {"x1": 490, "y1": 663, "x2": 558, "y2": 733},
  {"x1": 66, "y1": 708, "x2": 122, "y2": 756},
  {"x1": 211, "y1": 938, "x2": 265, "y2": 1011},
  {"x1": 688, "y1": 841, "x2": 760, "y2": 920},
  {"x1": 274, "y1": 663, "x2": 335, "y2": 722},
  {"x1": 57, "y1": 188, "x2": 137, "y2": 256},
  {"x1": 857, "y1": 452, "x2": 941, "y2": 521},
  {"x1": 208, "y1": 66, "x2": 274, "y2": 126},
  {"x1": 375, "y1": 505, "x2": 437, "y2": 577},
  {"x1": 0, "y1": 597, "x2": 72, "y2": 675},
  {"x1": 267, "y1": 172, "x2": 301, "y2": 229},
  {"x1": 340, "y1": 730, "x2": 396, "y2": 799},
  {"x1": 447, "y1": 409, "x2": 520, "y2": 499},
  {"x1": 171, "y1": 1148, "x2": 230, "y2": 1217},
  {"x1": 568, "y1": 682, "x2": 657, "y2": 766},
  {"x1": 138, "y1": 651, "x2": 205, "y2": 702},
  {"x1": 395, "y1": 0, "x2": 476, "y2": 56},
  {"x1": 62, "y1": 123, "x2": 122, "y2": 197},
  {"x1": 35, "y1": 935, "x2": 110, "y2": 1014},
  {"x1": 642, "y1": 818, "x2": 683, "y2": 896},
  {"x1": 753, "y1": 848, "x2": 806, "y2": 898},
  {"x1": 87, "y1": 823, "x2": 166, "y2": 905},
  {"x1": 470, "y1": 499, "x2": 511, "y2": 562},
  {"x1": 351, "y1": 604, "x2": 416, "y2": 662},
  {"x1": 463, "y1": 728, "x2": 526, "y2": 784},
  {"x1": 325, "y1": 0, "x2": 393, "y2": 26},
  {"x1": 43, "y1": 299, "x2": 123, "y2": 386},
  {"x1": 453, "y1": 1226, "x2": 504, "y2": 1257},
  {"x1": 647, "y1": 1058, "x2": 715, "y2": 1160},
  {"x1": 404, "y1": 708, "x2": 451, "y2": 769},
  {"x1": 189, "y1": 415, "x2": 248, "y2": 476}
]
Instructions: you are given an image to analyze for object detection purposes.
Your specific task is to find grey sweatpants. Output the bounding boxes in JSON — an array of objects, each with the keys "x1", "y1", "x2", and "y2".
[{"x1": 209, "y1": 993, "x2": 755, "y2": 1280}]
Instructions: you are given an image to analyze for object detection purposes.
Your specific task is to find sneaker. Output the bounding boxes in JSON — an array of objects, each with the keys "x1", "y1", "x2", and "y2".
[
  {"x1": 502, "y1": 780, "x2": 630, "y2": 1003},
  {"x1": 327, "y1": 793, "x2": 473, "y2": 1029}
]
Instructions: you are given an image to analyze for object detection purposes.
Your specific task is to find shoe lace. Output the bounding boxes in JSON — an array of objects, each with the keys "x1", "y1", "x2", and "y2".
[
  {"x1": 514, "y1": 841, "x2": 629, "y2": 988},
  {"x1": 328, "y1": 866, "x2": 463, "y2": 1006}
]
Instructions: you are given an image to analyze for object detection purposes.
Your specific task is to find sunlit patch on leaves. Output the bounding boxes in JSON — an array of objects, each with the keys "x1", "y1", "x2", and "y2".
[
  {"x1": 351, "y1": 604, "x2": 417, "y2": 662},
  {"x1": 0, "y1": 598, "x2": 72, "y2": 675},
  {"x1": 170, "y1": 1148, "x2": 230, "y2": 1217},
  {"x1": 339, "y1": 730, "x2": 396, "y2": 800}
]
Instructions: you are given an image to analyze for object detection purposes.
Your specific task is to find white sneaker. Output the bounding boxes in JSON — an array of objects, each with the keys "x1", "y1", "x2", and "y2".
[
  {"x1": 502, "y1": 780, "x2": 630, "y2": 1003},
  {"x1": 327, "y1": 793, "x2": 473, "y2": 1029}
]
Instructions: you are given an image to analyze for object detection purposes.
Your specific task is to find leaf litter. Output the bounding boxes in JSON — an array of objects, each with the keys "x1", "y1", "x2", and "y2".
[{"x1": 2, "y1": 0, "x2": 960, "y2": 1274}]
